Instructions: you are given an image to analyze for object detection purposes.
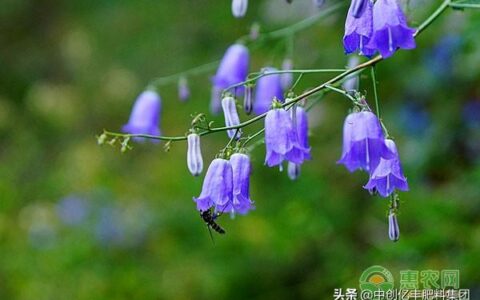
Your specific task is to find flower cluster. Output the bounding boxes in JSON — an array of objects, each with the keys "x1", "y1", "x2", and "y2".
[
  {"x1": 343, "y1": 0, "x2": 416, "y2": 58},
  {"x1": 193, "y1": 154, "x2": 254, "y2": 216},
  {"x1": 338, "y1": 110, "x2": 408, "y2": 197}
]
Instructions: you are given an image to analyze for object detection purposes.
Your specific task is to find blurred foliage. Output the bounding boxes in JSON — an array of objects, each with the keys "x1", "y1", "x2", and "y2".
[{"x1": 0, "y1": 0, "x2": 480, "y2": 299}]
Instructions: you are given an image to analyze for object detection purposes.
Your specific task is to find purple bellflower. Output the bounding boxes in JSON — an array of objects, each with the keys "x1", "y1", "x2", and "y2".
[
  {"x1": 211, "y1": 44, "x2": 249, "y2": 114},
  {"x1": 187, "y1": 133, "x2": 203, "y2": 176},
  {"x1": 338, "y1": 111, "x2": 393, "y2": 172},
  {"x1": 193, "y1": 159, "x2": 233, "y2": 212},
  {"x1": 122, "y1": 90, "x2": 161, "y2": 137},
  {"x1": 253, "y1": 68, "x2": 284, "y2": 115},
  {"x1": 265, "y1": 107, "x2": 310, "y2": 167},
  {"x1": 232, "y1": 0, "x2": 248, "y2": 18},
  {"x1": 222, "y1": 95, "x2": 242, "y2": 139},
  {"x1": 343, "y1": 0, "x2": 376, "y2": 57},
  {"x1": 388, "y1": 212, "x2": 400, "y2": 241},
  {"x1": 217, "y1": 153, "x2": 254, "y2": 215},
  {"x1": 368, "y1": 0, "x2": 416, "y2": 58},
  {"x1": 364, "y1": 139, "x2": 409, "y2": 197}
]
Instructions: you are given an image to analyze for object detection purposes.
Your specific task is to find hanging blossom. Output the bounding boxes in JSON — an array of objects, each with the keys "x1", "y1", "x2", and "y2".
[
  {"x1": 254, "y1": 68, "x2": 284, "y2": 115},
  {"x1": 338, "y1": 111, "x2": 394, "y2": 172},
  {"x1": 343, "y1": 0, "x2": 376, "y2": 57},
  {"x1": 122, "y1": 90, "x2": 161, "y2": 138},
  {"x1": 193, "y1": 158, "x2": 233, "y2": 212},
  {"x1": 368, "y1": 0, "x2": 416, "y2": 58},
  {"x1": 231, "y1": 0, "x2": 248, "y2": 18},
  {"x1": 187, "y1": 133, "x2": 203, "y2": 176},
  {"x1": 217, "y1": 153, "x2": 254, "y2": 215},
  {"x1": 265, "y1": 106, "x2": 310, "y2": 168},
  {"x1": 221, "y1": 95, "x2": 242, "y2": 139},
  {"x1": 211, "y1": 44, "x2": 249, "y2": 114},
  {"x1": 364, "y1": 139, "x2": 409, "y2": 197}
]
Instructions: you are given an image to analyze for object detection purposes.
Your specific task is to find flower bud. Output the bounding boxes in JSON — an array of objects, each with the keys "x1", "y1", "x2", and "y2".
[
  {"x1": 244, "y1": 85, "x2": 253, "y2": 115},
  {"x1": 187, "y1": 133, "x2": 203, "y2": 176},
  {"x1": 232, "y1": 0, "x2": 248, "y2": 18},
  {"x1": 388, "y1": 212, "x2": 400, "y2": 242},
  {"x1": 222, "y1": 96, "x2": 242, "y2": 139}
]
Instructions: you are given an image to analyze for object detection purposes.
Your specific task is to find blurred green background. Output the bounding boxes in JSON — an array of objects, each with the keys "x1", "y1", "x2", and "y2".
[{"x1": 1, "y1": 0, "x2": 480, "y2": 299}]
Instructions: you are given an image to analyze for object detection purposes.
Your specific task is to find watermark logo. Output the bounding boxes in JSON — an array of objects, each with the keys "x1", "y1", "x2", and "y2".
[
  {"x1": 359, "y1": 265, "x2": 395, "y2": 294},
  {"x1": 333, "y1": 267, "x2": 469, "y2": 300}
]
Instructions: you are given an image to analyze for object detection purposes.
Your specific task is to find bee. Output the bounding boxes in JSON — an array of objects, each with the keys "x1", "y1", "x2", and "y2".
[{"x1": 200, "y1": 209, "x2": 226, "y2": 235}]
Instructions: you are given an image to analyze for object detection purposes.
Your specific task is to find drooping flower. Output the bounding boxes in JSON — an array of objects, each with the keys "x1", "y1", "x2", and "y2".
[
  {"x1": 254, "y1": 68, "x2": 284, "y2": 115},
  {"x1": 287, "y1": 162, "x2": 301, "y2": 180},
  {"x1": 211, "y1": 44, "x2": 249, "y2": 114},
  {"x1": 221, "y1": 95, "x2": 242, "y2": 139},
  {"x1": 338, "y1": 111, "x2": 393, "y2": 172},
  {"x1": 232, "y1": 0, "x2": 248, "y2": 18},
  {"x1": 280, "y1": 58, "x2": 293, "y2": 90},
  {"x1": 193, "y1": 159, "x2": 233, "y2": 212},
  {"x1": 342, "y1": 55, "x2": 360, "y2": 93},
  {"x1": 388, "y1": 212, "x2": 400, "y2": 242},
  {"x1": 122, "y1": 90, "x2": 161, "y2": 137},
  {"x1": 343, "y1": 0, "x2": 376, "y2": 57},
  {"x1": 178, "y1": 76, "x2": 190, "y2": 102},
  {"x1": 368, "y1": 0, "x2": 416, "y2": 59},
  {"x1": 217, "y1": 153, "x2": 254, "y2": 215},
  {"x1": 265, "y1": 107, "x2": 310, "y2": 167},
  {"x1": 187, "y1": 133, "x2": 203, "y2": 176},
  {"x1": 364, "y1": 139, "x2": 409, "y2": 197}
]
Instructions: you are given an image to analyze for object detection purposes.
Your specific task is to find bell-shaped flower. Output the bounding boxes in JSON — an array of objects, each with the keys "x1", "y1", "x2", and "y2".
[
  {"x1": 338, "y1": 111, "x2": 393, "y2": 172},
  {"x1": 343, "y1": 0, "x2": 376, "y2": 57},
  {"x1": 193, "y1": 159, "x2": 233, "y2": 212},
  {"x1": 232, "y1": 0, "x2": 248, "y2": 18},
  {"x1": 122, "y1": 90, "x2": 161, "y2": 137},
  {"x1": 367, "y1": 0, "x2": 416, "y2": 58},
  {"x1": 221, "y1": 95, "x2": 242, "y2": 139},
  {"x1": 217, "y1": 153, "x2": 254, "y2": 215},
  {"x1": 388, "y1": 212, "x2": 400, "y2": 242},
  {"x1": 187, "y1": 133, "x2": 203, "y2": 176},
  {"x1": 211, "y1": 44, "x2": 249, "y2": 114},
  {"x1": 364, "y1": 139, "x2": 409, "y2": 197},
  {"x1": 265, "y1": 107, "x2": 310, "y2": 167},
  {"x1": 253, "y1": 68, "x2": 284, "y2": 115}
]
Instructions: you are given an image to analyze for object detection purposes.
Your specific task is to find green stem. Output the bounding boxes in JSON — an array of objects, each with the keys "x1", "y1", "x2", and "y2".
[{"x1": 371, "y1": 66, "x2": 380, "y2": 118}]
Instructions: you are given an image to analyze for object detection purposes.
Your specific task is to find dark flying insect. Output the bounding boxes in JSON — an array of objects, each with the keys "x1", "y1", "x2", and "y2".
[{"x1": 200, "y1": 209, "x2": 226, "y2": 235}]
